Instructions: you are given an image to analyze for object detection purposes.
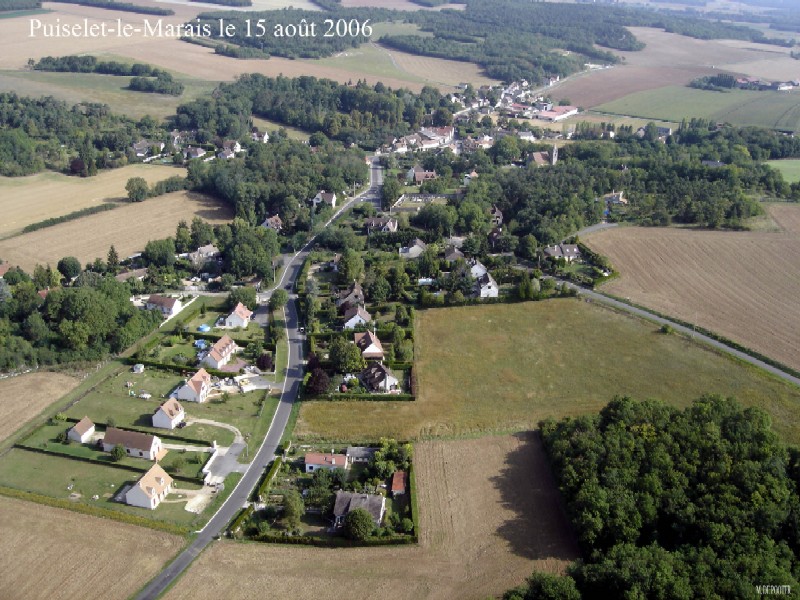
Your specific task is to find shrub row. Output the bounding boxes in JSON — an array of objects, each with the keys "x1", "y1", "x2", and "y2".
[
  {"x1": 408, "y1": 463, "x2": 420, "y2": 538},
  {"x1": 22, "y1": 203, "x2": 117, "y2": 233},
  {"x1": 305, "y1": 393, "x2": 415, "y2": 402},
  {"x1": 228, "y1": 504, "x2": 254, "y2": 534},
  {"x1": 253, "y1": 456, "x2": 283, "y2": 501},
  {"x1": 0, "y1": 486, "x2": 190, "y2": 535},
  {"x1": 252, "y1": 532, "x2": 416, "y2": 547}
]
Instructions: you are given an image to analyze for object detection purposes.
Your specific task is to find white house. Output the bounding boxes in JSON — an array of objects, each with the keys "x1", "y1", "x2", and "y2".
[
  {"x1": 304, "y1": 452, "x2": 348, "y2": 473},
  {"x1": 176, "y1": 368, "x2": 212, "y2": 403},
  {"x1": 145, "y1": 294, "x2": 183, "y2": 318},
  {"x1": 360, "y1": 362, "x2": 400, "y2": 393},
  {"x1": 543, "y1": 244, "x2": 581, "y2": 262},
  {"x1": 354, "y1": 331, "x2": 384, "y2": 361},
  {"x1": 310, "y1": 191, "x2": 337, "y2": 208},
  {"x1": 189, "y1": 244, "x2": 220, "y2": 268},
  {"x1": 203, "y1": 334, "x2": 239, "y2": 369},
  {"x1": 476, "y1": 272, "x2": 499, "y2": 298},
  {"x1": 102, "y1": 427, "x2": 162, "y2": 461},
  {"x1": 261, "y1": 214, "x2": 283, "y2": 232},
  {"x1": 251, "y1": 130, "x2": 270, "y2": 143},
  {"x1": 343, "y1": 306, "x2": 371, "y2": 330},
  {"x1": 152, "y1": 398, "x2": 185, "y2": 430},
  {"x1": 68, "y1": 416, "x2": 95, "y2": 444},
  {"x1": 125, "y1": 464, "x2": 173, "y2": 510},
  {"x1": 225, "y1": 302, "x2": 253, "y2": 328}
]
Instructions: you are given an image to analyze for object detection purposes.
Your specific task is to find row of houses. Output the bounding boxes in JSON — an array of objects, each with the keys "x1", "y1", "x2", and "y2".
[{"x1": 132, "y1": 128, "x2": 270, "y2": 160}]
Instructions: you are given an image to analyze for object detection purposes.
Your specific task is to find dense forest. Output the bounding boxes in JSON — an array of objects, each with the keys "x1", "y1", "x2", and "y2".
[
  {"x1": 0, "y1": 93, "x2": 157, "y2": 176},
  {"x1": 504, "y1": 396, "x2": 800, "y2": 599},
  {"x1": 173, "y1": 74, "x2": 456, "y2": 148}
]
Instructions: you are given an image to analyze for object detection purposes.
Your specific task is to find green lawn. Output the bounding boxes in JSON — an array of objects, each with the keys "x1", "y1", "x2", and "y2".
[
  {"x1": 251, "y1": 116, "x2": 310, "y2": 141},
  {"x1": 766, "y1": 159, "x2": 800, "y2": 183},
  {"x1": 296, "y1": 299, "x2": 800, "y2": 444},
  {"x1": 596, "y1": 86, "x2": 800, "y2": 133}
]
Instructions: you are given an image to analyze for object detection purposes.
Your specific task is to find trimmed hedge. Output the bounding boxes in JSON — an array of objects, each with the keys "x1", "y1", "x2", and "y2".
[
  {"x1": 408, "y1": 463, "x2": 420, "y2": 538},
  {"x1": 0, "y1": 486, "x2": 189, "y2": 535},
  {"x1": 253, "y1": 532, "x2": 416, "y2": 547},
  {"x1": 306, "y1": 393, "x2": 415, "y2": 402},
  {"x1": 229, "y1": 504, "x2": 254, "y2": 534},
  {"x1": 253, "y1": 456, "x2": 283, "y2": 501}
]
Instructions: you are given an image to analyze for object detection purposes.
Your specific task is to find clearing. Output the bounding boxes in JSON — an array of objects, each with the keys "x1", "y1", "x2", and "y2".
[
  {"x1": 0, "y1": 164, "x2": 183, "y2": 239},
  {"x1": 0, "y1": 372, "x2": 79, "y2": 443},
  {"x1": 551, "y1": 27, "x2": 799, "y2": 108},
  {"x1": 164, "y1": 433, "x2": 578, "y2": 600},
  {"x1": 0, "y1": 495, "x2": 184, "y2": 600},
  {"x1": 296, "y1": 298, "x2": 800, "y2": 444},
  {"x1": 766, "y1": 159, "x2": 800, "y2": 183},
  {"x1": 0, "y1": 190, "x2": 232, "y2": 272},
  {"x1": 583, "y1": 203, "x2": 800, "y2": 373}
]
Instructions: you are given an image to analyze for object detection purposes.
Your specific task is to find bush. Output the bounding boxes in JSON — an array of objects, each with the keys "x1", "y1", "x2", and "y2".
[
  {"x1": 660, "y1": 324, "x2": 674, "y2": 335},
  {"x1": 110, "y1": 444, "x2": 126, "y2": 462},
  {"x1": 344, "y1": 508, "x2": 375, "y2": 541}
]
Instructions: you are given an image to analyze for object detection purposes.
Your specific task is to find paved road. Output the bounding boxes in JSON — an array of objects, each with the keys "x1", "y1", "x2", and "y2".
[
  {"x1": 135, "y1": 160, "x2": 382, "y2": 600},
  {"x1": 568, "y1": 284, "x2": 800, "y2": 388}
]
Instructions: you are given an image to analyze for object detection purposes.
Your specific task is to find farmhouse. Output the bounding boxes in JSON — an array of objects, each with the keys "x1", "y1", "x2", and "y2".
[
  {"x1": 225, "y1": 302, "x2": 253, "y2": 328},
  {"x1": 125, "y1": 464, "x2": 173, "y2": 510},
  {"x1": 310, "y1": 190, "x2": 337, "y2": 208},
  {"x1": 343, "y1": 306, "x2": 372, "y2": 330},
  {"x1": 68, "y1": 416, "x2": 95, "y2": 444},
  {"x1": 333, "y1": 490, "x2": 385, "y2": 527},
  {"x1": 346, "y1": 446, "x2": 376, "y2": 465},
  {"x1": 152, "y1": 398, "x2": 185, "y2": 430},
  {"x1": 203, "y1": 334, "x2": 239, "y2": 369},
  {"x1": 391, "y1": 470, "x2": 407, "y2": 497},
  {"x1": 251, "y1": 129, "x2": 270, "y2": 143},
  {"x1": 354, "y1": 331, "x2": 384, "y2": 361},
  {"x1": 145, "y1": 294, "x2": 183, "y2": 318},
  {"x1": 188, "y1": 244, "x2": 220, "y2": 268},
  {"x1": 400, "y1": 239, "x2": 427, "y2": 259},
  {"x1": 176, "y1": 368, "x2": 212, "y2": 403},
  {"x1": 360, "y1": 362, "x2": 400, "y2": 393},
  {"x1": 261, "y1": 214, "x2": 283, "y2": 232},
  {"x1": 304, "y1": 452, "x2": 348, "y2": 473},
  {"x1": 102, "y1": 427, "x2": 163, "y2": 461},
  {"x1": 544, "y1": 243, "x2": 581, "y2": 262}
]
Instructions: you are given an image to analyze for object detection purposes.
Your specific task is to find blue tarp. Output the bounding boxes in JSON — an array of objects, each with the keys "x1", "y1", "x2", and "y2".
[
  {"x1": 194, "y1": 339, "x2": 208, "y2": 349},
  {"x1": 198, "y1": 324, "x2": 211, "y2": 332}
]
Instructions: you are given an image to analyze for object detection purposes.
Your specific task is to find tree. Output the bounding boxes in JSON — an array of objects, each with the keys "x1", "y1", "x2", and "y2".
[
  {"x1": 57, "y1": 256, "x2": 82, "y2": 280},
  {"x1": 329, "y1": 337, "x2": 366, "y2": 373},
  {"x1": 269, "y1": 289, "x2": 289, "y2": 310},
  {"x1": 256, "y1": 352, "x2": 273, "y2": 371},
  {"x1": 143, "y1": 238, "x2": 176, "y2": 268},
  {"x1": 110, "y1": 444, "x2": 126, "y2": 462},
  {"x1": 283, "y1": 489, "x2": 304, "y2": 531},
  {"x1": 125, "y1": 177, "x2": 149, "y2": 202},
  {"x1": 106, "y1": 246, "x2": 119, "y2": 273},
  {"x1": 307, "y1": 367, "x2": 330, "y2": 395},
  {"x1": 523, "y1": 573, "x2": 581, "y2": 600},
  {"x1": 339, "y1": 248, "x2": 364, "y2": 283},
  {"x1": 344, "y1": 507, "x2": 374, "y2": 541},
  {"x1": 228, "y1": 286, "x2": 257, "y2": 311},
  {"x1": 174, "y1": 221, "x2": 192, "y2": 253},
  {"x1": 367, "y1": 276, "x2": 390, "y2": 304}
]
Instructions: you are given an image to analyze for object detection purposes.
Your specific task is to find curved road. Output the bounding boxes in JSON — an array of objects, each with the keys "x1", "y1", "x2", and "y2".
[{"x1": 135, "y1": 159, "x2": 383, "y2": 600}]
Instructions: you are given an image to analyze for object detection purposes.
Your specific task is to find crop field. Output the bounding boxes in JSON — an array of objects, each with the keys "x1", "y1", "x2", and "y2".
[
  {"x1": 165, "y1": 433, "x2": 578, "y2": 600},
  {"x1": 551, "y1": 27, "x2": 799, "y2": 109},
  {"x1": 583, "y1": 203, "x2": 800, "y2": 373},
  {"x1": 0, "y1": 495, "x2": 184, "y2": 600},
  {"x1": 0, "y1": 164, "x2": 183, "y2": 238},
  {"x1": 297, "y1": 298, "x2": 800, "y2": 444},
  {"x1": 0, "y1": 190, "x2": 232, "y2": 272},
  {"x1": 767, "y1": 159, "x2": 800, "y2": 183},
  {"x1": 0, "y1": 373, "x2": 79, "y2": 443},
  {"x1": 595, "y1": 86, "x2": 800, "y2": 132}
]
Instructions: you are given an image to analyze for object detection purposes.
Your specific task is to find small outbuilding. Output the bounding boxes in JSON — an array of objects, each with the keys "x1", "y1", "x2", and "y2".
[{"x1": 68, "y1": 416, "x2": 95, "y2": 444}]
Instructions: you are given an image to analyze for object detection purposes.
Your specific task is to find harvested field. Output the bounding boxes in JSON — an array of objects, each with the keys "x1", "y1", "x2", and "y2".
[
  {"x1": 0, "y1": 191, "x2": 232, "y2": 272},
  {"x1": 0, "y1": 495, "x2": 183, "y2": 600},
  {"x1": 165, "y1": 433, "x2": 578, "y2": 600},
  {"x1": 0, "y1": 372, "x2": 78, "y2": 443},
  {"x1": 584, "y1": 203, "x2": 800, "y2": 372},
  {"x1": 297, "y1": 298, "x2": 800, "y2": 444},
  {"x1": 0, "y1": 165, "x2": 183, "y2": 238},
  {"x1": 552, "y1": 27, "x2": 799, "y2": 108}
]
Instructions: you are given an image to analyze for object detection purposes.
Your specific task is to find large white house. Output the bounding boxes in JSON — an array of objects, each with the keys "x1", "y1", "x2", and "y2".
[
  {"x1": 152, "y1": 398, "x2": 185, "y2": 430},
  {"x1": 145, "y1": 294, "x2": 183, "y2": 318},
  {"x1": 102, "y1": 427, "x2": 162, "y2": 461},
  {"x1": 225, "y1": 302, "x2": 253, "y2": 328},
  {"x1": 203, "y1": 334, "x2": 239, "y2": 369},
  {"x1": 68, "y1": 416, "x2": 95, "y2": 444},
  {"x1": 360, "y1": 362, "x2": 400, "y2": 393},
  {"x1": 354, "y1": 331, "x2": 384, "y2": 361},
  {"x1": 310, "y1": 190, "x2": 337, "y2": 208},
  {"x1": 125, "y1": 464, "x2": 173, "y2": 510},
  {"x1": 176, "y1": 368, "x2": 212, "y2": 403},
  {"x1": 343, "y1": 306, "x2": 371, "y2": 330}
]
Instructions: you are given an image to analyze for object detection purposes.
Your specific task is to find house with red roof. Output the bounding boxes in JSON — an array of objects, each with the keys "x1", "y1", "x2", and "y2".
[
  {"x1": 203, "y1": 334, "x2": 239, "y2": 369},
  {"x1": 225, "y1": 302, "x2": 253, "y2": 328},
  {"x1": 176, "y1": 368, "x2": 212, "y2": 403}
]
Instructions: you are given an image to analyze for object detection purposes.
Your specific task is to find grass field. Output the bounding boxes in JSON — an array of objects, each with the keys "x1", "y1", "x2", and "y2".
[
  {"x1": 767, "y1": 159, "x2": 800, "y2": 183},
  {"x1": 0, "y1": 164, "x2": 184, "y2": 239},
  {"x1": 251, "y1": 116, "x2": 310, "y2": 141},
  {"x1": 0, "y1": 190, "x2": 232, "y2": 272},
  {"x1": 165, "y1": 433, "x2": 578, "y2": 600},
  {"x1": 595, "y1": 86, "x2": 800, "y2": 132},
  {"x1": 0, "y1": 495, "x2": 184, "y2": 600},
  {"x1": 0, "y1": 373, "x2": 79, "y2": 443},
  {"x1": 0, "y1": 69, "x2": 216, "y2": 120},
  {"x1": 296, "y1": 298, "x2": 800, "y2": 444},
  {"x1": 583, "y1": 203, "x2": 800, "y2": 373}
]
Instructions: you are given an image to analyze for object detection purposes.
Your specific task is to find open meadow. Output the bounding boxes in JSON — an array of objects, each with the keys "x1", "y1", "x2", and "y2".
[
  {"x1": 0, "y1": 190, "x2": 232, "y2": 272},
  {"x1": 0, "y1": 164, "x2": 183, "y2": 239},
  {"x1": 551, "y1": 27, "x2": 800, "y2": 109},
  {"x1": 0, "y1": 372, "x2": 79, "y2": 443},
  {"x1": 297, "y1": 298, "x2": 800, "y2": 444},
  {"x1": 583, "y1": 203, "x2": 800, "y2": 374},
  {"x1": 767, "y1": 159, "x2": 800, "y2": 183},
  {"x1": 0, "y1": 495, "x2": 184, "y2": 600},
  {"x1": 165, "y1": 433, "x2": 578, "y2": 600}
]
